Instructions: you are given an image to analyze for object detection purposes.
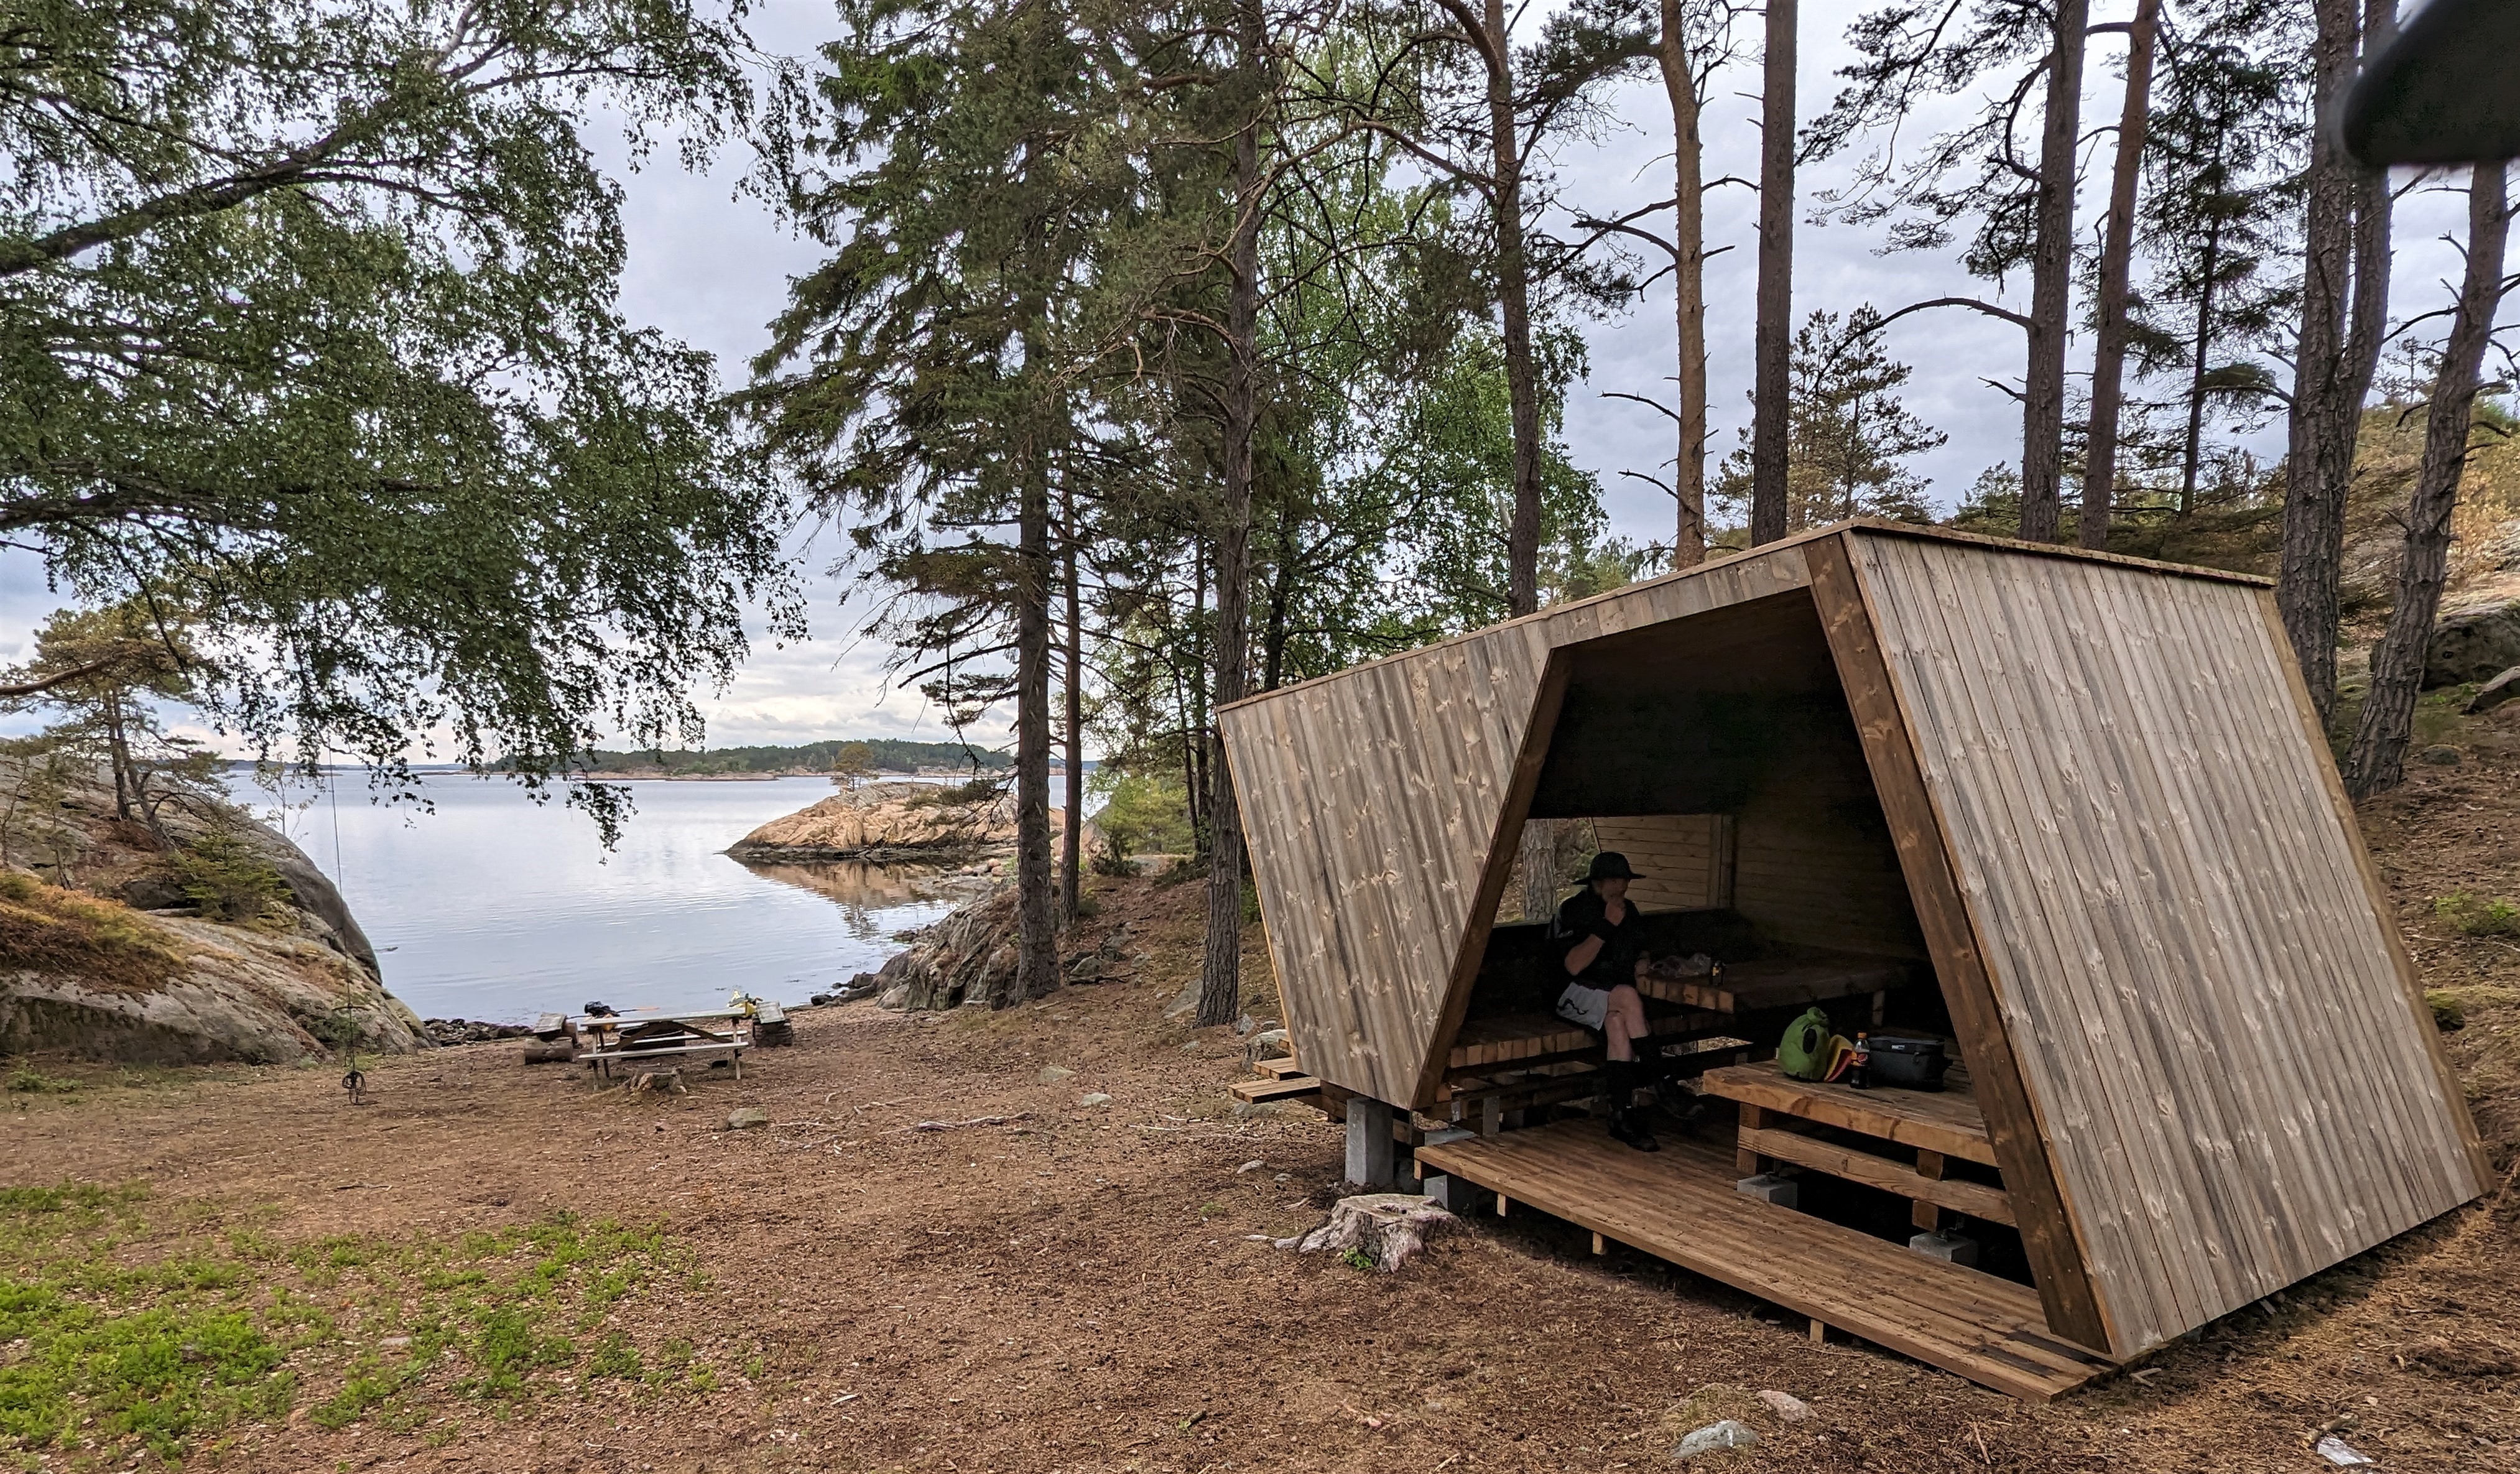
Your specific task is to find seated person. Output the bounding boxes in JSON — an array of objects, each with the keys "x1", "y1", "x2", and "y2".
[{"x1": 1550, "y1": 851, "x2": 1658, "y2": 1152}]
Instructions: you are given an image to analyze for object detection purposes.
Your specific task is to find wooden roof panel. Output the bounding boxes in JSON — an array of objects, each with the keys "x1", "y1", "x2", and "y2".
[{"x1": 1852, "y1": 531, "x2": 2483, "y2": 1353}]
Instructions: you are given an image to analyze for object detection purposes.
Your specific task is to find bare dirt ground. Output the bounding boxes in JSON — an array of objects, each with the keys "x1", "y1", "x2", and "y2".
[{"x1": 7, "y1": 706, "x2": 2520, "y2": 1474}]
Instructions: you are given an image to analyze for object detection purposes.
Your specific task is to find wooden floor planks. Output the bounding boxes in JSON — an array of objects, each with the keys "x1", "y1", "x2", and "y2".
[{"x1": 1416, "y1": 1119, "x2": 2116, "y2": 1401}]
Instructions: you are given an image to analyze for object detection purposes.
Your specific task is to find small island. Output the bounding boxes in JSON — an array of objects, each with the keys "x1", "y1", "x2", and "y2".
[{"x1": 726, "y1": 779, "x2": 1060, "y2": 863}]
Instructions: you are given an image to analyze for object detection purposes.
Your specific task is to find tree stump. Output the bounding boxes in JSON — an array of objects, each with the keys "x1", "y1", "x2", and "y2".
[{"x1": 1297, "y1": 1193, "x2": 1457, "y2": 1271}]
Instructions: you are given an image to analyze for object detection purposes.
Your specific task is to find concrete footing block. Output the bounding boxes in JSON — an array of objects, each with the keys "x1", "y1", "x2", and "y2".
[
  {"x1": 1909, "y1": 1230, "x2": 1980, "y2": 1267},
  {"x1": 1735, "y1": 1172, "x2": 1799, "y2": 1208},
  {"x1": 1420, "y1": 1172, "x2": 1489, "y2": 1214},
  {"x1": 1345, "y1": 1098, "x2": 1396, "y2": 1187}
]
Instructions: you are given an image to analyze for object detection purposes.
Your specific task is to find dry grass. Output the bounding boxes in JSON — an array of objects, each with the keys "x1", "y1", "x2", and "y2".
[{"x1": 0, "y1": 871, "x2": 186, "y2": 993}]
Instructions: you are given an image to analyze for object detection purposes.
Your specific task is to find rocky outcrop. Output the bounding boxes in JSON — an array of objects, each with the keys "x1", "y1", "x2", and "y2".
[
  {"x1": 728, "y1": 781, "x2": 1060, "y2": 862},
  {"x1": 0, "y1": 878, "x2": 425, "y2": 1064},
  {"x1": 2425, "y1": 601, "x2": 2520, "y2": 688},
  {"x1": 0, "y1": 759, "x2": 422, "y2": 1064},
  {"x1": 871, "y1": 884, "x2": 1019, "y2": 1010}
]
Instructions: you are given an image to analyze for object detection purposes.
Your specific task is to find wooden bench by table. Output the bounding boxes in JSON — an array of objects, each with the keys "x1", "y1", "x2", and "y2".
[
  {"x1": 1435, "y1": 1009, "x2": 1748, "y2": 1136},
  {"x1": 1698, "y1": 1058, "x2": 2013, "y2": 1231},
  {"x1": 1445, "y1": 1006, "x2": 1724, "y2": 1074}
]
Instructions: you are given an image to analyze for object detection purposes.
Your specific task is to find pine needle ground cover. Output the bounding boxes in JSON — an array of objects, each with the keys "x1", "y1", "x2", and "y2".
[{"x1": 0, "y1": 1185, "x2": 713, "y2": 1469}]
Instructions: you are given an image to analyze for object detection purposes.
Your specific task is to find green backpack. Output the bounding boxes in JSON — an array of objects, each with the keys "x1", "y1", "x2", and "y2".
[{"x1": 1777, "y1": 1007, "x2": 1835, "y2": 1081}]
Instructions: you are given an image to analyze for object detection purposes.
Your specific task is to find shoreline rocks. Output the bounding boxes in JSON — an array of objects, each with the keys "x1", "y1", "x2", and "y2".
[{"x1": 423, "y1": 1019, "x2": 537, "y2": 1046}]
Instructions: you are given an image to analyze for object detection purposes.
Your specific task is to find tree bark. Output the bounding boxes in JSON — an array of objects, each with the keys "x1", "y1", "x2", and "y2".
[
  {"x1": 2343, "y1": 164, "x2": 2506, "y2": 799},
  {"x1": 2178, "y1": 196, "x2": 2224, "y2": 518},
  {"x1": 1008, "y1": 402, "x2": 1058, "y2": 1006},
  {"x1": 1748, "y1": 0, "x2": 1796, "y2": 547},
  {"x1": 1485, "y1": 0, "x2": 1544, "y2": 615},
  {"x1": 2333, "y1": 0, "x2": 2399, "y2": 478},
  {"x1": 2078, "y1": 0, "x2": 2158, "y2": 550},
  {"x1": 1659, "y1": 0, "x2": 1708, "y2": 567},
  {"x1": 1198, "y1": 0, "x2": 1266, "y2": 1030},
  {"x1": 2018, "y1": 0, "x2": 2089, "y2": 544},
  {"x1": 2277, "y1": 0, "x2": 2364, "y2": 726},
  {"x1": 1059, "y1": 473, "x2": 1083, "y2": 929}
]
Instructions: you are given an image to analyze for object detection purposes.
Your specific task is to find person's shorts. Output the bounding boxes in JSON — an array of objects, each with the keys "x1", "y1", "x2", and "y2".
[{"x1": 1554, "y1": 981, "x2": 1610, "y2": 1032}]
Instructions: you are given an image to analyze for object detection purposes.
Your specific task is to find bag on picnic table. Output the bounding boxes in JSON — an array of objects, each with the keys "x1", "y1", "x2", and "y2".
[{"x1": 1777, "y1": 1007, "x2": 1855, "y2": 1083}]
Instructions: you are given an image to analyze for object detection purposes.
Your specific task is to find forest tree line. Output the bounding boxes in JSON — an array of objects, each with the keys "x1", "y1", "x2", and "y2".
[
  {"x1": 743, "y1": 0, "x2": 2516, "y2": 1026},
  {"x1": 0, "y1": 0, "x2": 2509, "y2": 1027}
]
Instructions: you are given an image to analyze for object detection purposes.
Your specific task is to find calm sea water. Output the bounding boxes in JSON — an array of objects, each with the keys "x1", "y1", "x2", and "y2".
[{"x1": 252, "y1": 773, "x2": 962, "y2": 1023}]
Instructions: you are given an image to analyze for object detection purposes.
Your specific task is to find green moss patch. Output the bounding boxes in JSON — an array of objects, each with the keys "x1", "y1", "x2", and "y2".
[{"x1": 0, "y1": 1183, "x2": 712, "y2": 1467}]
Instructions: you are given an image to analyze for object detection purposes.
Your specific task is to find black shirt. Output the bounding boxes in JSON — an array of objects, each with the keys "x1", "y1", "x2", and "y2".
[{"x1": 1550, "y1": 889, "x2": 1642, "y2": 990}]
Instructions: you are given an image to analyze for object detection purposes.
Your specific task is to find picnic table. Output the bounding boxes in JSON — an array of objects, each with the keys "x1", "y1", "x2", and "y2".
[{"x1": 572, "y1": 1008, "x2": 754, "y2": 1080}]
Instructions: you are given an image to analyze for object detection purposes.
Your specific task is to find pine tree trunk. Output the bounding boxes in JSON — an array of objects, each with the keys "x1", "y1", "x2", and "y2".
[
  {"x1": 1006, "y1": 327, "x2": 1058, "y2": 1007},
  {"x1": 1060, "y1": 478, "x2": 1083, "y2": 929},
  {"x1": 104, "y1": 696, "x2": 133, "y2": 822},
  {"x1": 2019, "y1": 0, "x2": 2088, "y2": 544},
  {"x1": 2078, "y1": 0, "x2": 2157, "y2": 550},
  {"x1": 1485, "y1": 0, "x2": 1543, "y2": 616},
  {"x1": 2331, "y1": 0, "x2": 2399, "y2": 488},
  {"x1": 1748, "y1": 0, "x2": 1795, "y2": 548},
  {"x1": 1198, "y1": 2, "x2": 1266, "y2": 1030},
  {"x1": 1659, "y1": 0, "x2": 1707, "y2": 568},
  {"x1": 2343, "y1": 164, "x2": 2508, "y2": 799},
  {"x1": 2278, "y1": 0, "x2": 2363, "y2": 726},
  {"x1": 2178, "y1": 201, "x2": 2223, "y2": 519}
]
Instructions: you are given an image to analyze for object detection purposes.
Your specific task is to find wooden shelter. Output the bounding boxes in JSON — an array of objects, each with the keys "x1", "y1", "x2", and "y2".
[{"x1": 1218, "y1": 521, "x2": 2483, "y2": 1398}]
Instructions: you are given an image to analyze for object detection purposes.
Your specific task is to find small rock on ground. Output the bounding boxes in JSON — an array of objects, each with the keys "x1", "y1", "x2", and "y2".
[
  {"x1": 1037, "y1": 1064, "x2": 1074, "y2": 1083},
  {"x1": 1672, "y1": 1421, "x2": 1759, "y2": 1460},
  {"x1": 1079, "y1": 1092, "x2": 1112, "y2": 1108},
  {"x1": 725, "y1": 1108, "x2": 769, "y2": 1131},
  {"x1": 1756, "y1": 1390, "x2": 1810, "y2": 1422}
]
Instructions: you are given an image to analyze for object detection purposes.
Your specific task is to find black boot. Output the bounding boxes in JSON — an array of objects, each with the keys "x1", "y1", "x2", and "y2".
[{"x1": 1605, "y1": 1058, "x2": 1660, "y2": 1152}]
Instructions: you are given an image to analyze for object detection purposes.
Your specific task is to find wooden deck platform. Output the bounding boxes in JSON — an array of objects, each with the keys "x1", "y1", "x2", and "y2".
[{"x1": 1415, "y1": 1119, "x2": 2116, "y2": 1401}]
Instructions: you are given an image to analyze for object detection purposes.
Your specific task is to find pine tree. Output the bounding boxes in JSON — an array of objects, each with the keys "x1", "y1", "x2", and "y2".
[
  {"x1": 1716, "y1": 307, "x2": 1945, "y2": 532},
  {"x1": 1807, "y1": 0, "x2": 2094, "y2": 542}
]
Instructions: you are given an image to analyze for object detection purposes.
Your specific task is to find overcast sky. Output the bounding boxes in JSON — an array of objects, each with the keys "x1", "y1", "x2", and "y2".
[{"x1": 0, "y1": 0, "x2": 2486, "y2": 756}]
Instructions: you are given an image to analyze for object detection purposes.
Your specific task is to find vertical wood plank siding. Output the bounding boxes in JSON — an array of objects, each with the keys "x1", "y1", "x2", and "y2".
[
  {"x1": 1851, "y1": 533, "x2": 2483, "y2": 1353},
  {"x1": 1586, "y1": 815, "x2": 1733, "y2": 910},
  {"x1": 1217, "y1": 545, "x2": 1814, "y2": 1106}
]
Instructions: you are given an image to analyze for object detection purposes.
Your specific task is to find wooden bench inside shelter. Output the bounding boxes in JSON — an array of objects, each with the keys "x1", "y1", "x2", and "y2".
[{"x1": 1701, "y1": 1057, "x2": 2012, "y2": 1232}]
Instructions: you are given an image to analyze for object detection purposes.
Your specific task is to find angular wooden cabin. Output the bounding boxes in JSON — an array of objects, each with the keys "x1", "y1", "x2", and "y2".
[{"x1": 1217, "y1": 521, "x2": 2483, "y2": 1399}]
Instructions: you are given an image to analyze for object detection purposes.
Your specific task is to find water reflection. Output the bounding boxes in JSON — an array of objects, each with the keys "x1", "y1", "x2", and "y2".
[
  {"x1": 257, "y1": 773, "x2": 973, "y2": 1021},
  {"x1": 736, "y1": 860, "x2": 990, "y2": 933}
]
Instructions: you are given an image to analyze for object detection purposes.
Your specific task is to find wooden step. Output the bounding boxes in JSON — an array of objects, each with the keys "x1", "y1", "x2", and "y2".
[{"x1": 1230, "y1": 1075, "x2": 1322, "y2": 1103}]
